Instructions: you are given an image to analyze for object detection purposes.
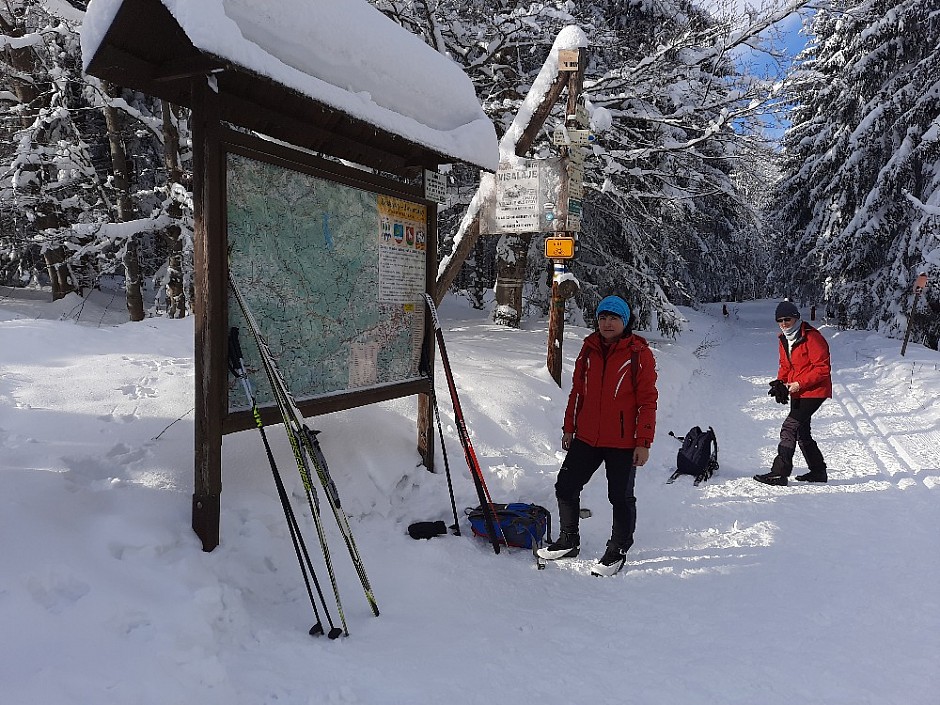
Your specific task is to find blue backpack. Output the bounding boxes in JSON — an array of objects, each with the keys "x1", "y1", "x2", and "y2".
[
  {"x1": 667, "y1": 426, "x2": 718, "y2": 486},
  {"x1": 466, "y1": 503, "x2": 551, "y2": 550}
]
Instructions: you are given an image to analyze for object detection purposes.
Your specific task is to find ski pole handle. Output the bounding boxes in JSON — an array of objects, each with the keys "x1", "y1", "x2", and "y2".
[{"x1": 423, "y1": 293, "x2": 441, "y2": 331}]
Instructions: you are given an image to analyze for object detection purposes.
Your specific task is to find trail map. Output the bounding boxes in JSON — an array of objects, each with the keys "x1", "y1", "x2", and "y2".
[{"x1": 226, "y1": 153, "x2": 427, "y2": 411}]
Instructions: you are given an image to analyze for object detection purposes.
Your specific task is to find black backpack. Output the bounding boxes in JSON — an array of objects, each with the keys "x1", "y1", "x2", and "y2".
[{"x1": 667, "y1": 426, "x2": 718, "y2": 486}]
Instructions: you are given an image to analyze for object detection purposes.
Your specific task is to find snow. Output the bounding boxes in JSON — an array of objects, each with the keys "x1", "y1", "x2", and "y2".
[
  {"x1": 1, "y1": 290, "x2": 939, "y2": 704},
  {"x1": 80, "y1": 0, "x2": 498, "y2": 171}
]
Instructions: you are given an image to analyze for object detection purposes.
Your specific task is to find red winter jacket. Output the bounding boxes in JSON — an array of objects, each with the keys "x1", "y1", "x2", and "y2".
[
  {"x1": 564, "y1": 332, "x2": 658, "y2": 449},
  {"x1": 777, "y1": 322, "x2": 832, "y2": 399}
]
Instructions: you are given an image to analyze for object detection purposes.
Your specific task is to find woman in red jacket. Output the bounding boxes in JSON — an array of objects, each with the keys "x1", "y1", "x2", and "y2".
[
  {"x1": 754, "y1": 301, "x2": 832, "y2": 486},
  {"x1": 537, "y1": 295, "x2": 658, "y2": 576}
]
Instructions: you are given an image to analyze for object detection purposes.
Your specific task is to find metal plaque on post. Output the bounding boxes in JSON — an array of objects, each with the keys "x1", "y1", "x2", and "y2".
[
  {"x1": 424, "y1": 170, "x2": 447, "y2": 203},
  {"x1": 481, "y1": 158, "x2": 566, "y2": 234},
  {"x1": 544, "y1": 236, "x2": 576, "y2": 259}
]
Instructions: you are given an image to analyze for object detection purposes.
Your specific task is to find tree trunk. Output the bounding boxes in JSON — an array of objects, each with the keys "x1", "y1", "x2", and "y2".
[
  {"x1": 162, "y1": 101, "x2": 187, "y2": 317},
  {"x1": 493, "y1": 234, "x2": 531, "y2": 327},
  {"x1": 102, "y1": 81, "x2": 143, "y2": 321},
  {"x1": 43, "y1": 246, "x2": 71, "y2": 301}
]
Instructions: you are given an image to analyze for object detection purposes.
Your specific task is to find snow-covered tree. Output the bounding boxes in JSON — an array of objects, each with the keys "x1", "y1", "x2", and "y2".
[
  {"x1": 0, "y1": 0, "x2": 193, "y2": 318},
  {"x1": 376, "y1": 0, "x2": 808, "y2": 333},
  {"x1": 772, "y1": 0, "x2": 940, "y2": 345}
]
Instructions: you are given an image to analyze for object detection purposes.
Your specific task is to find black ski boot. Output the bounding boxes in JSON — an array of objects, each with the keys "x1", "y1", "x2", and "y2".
[
  {"x1": 591, "y1": 543, "x2": 627, "y2": 577},
  {"x1": 536, "y1": 530, "x2": 580, "y2": 560},
  {"x1": 795, "y1": 471, "x2": 828, "y2": 483},
  {"x1": 753, "y1": 472, "x2": 788, "y2": 486}
]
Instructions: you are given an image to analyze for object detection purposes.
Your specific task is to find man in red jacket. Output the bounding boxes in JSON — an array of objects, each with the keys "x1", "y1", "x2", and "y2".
[
  {"x1": 537, "y1": 295, "x2": 659, "y2": 576},
  {"x1": 754, "y1": 301, "x2": 832, "y2": 486}
]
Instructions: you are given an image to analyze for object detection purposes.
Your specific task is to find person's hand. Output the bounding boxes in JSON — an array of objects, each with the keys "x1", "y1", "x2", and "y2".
[
  {"x1": 786, "y1": 381, "x2": 801, "y2": 394},
  {"x1": 633, "y1": 446, "x2": 650, "y2": 467},
  {"x1": 562, "y1": 432, "x2": 573, "y2": 450}
]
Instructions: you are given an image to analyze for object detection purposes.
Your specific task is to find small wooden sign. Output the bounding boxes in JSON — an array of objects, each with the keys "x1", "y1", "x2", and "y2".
[
  {"x1": 567, "y1": 161, "x2": 584, "y2": 182},
  {"x1": 558, "y1": 49, "x2": 580, "y2": 72},
  {"x1": 552, "y1": 127, "x2": 595, "y2": 146},
  {"x1": 568, "y1": 104, "x2": 590, "y2": 127},
  {"x1": 545, "y1": 236, "x2": 576, "y2": 259}
]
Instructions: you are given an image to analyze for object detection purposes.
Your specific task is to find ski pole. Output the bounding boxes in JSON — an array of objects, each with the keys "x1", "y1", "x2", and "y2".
[
  {"x1": 423, "y1": 294, "x2": 508, "y2": 553},
  {"x1": 428, "y1": 382, "x2": 461, "y2": 535},
  {"x1": 229, "y1": 327, "x2": 343, "y2": 639},
  {"x1": 229, "y1": 271, "x2": 375, "y2": 620}
]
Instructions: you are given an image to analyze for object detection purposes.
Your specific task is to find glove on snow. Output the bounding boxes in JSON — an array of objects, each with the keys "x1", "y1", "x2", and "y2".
[{"x1": 768, "y1": 379, "x2": 790, "y2": 405}]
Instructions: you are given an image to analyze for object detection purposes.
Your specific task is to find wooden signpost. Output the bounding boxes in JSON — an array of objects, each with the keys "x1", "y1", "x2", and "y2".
[{"x1": 546, "y1": 47, "x2": 587, "y2": 387}]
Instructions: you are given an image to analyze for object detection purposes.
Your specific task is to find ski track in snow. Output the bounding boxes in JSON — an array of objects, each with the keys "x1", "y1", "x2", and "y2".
[{"x1": 2, "y1": 292, "x2": 939, "y2": 705}]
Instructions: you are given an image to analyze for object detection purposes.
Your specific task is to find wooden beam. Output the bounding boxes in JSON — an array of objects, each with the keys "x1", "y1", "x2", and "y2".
[
  {"x1": 191, "y1": 78, "x2": 224, "y2": 552},
  {"x1": 514, "y1": 71, "x2": 570, "y2": 156}
]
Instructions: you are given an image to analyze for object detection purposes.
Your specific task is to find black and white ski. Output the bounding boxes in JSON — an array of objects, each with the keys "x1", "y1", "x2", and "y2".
[
  {"x1": 230, "y1": 271, "x2": 379, "y2": 623},
  {"x1": 228, "y1": 327, "x2": 343, "y2": 639}
]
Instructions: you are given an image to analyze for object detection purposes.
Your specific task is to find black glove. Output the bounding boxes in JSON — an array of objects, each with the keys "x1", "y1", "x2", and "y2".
[
  {"x1": 768, "y1": 379, "x2": 789, "y2": 405},
  {"x1": 407, "y1": 520, "x2": 448, "y2": 540}
]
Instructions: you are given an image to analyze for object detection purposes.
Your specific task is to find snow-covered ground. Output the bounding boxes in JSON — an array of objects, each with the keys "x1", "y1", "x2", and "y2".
[{"x1": 1, "y1": 288, "x2": 938, "y2": 704}]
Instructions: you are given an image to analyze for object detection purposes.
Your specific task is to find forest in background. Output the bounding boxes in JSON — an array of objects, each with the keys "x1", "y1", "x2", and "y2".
[{"x1": 1, "y1": 0, "x2": 937, "y2": 347}]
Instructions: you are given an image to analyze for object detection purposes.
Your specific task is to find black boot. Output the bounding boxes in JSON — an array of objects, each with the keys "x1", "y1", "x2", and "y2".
[
  {"x1": 797, "y1": 441, "x2": 828, "y2": 482},
  {"x1": 590, "y1": 542, "x2": 627, "y2": 577},
  {"x1": 753, "y1": 472, "x2": 788, "y2": 486},
  {"x1": 536, "y1": 530, "x2": 580, "y2": 560},
  {"x1": 754, "y1": 455, "x2": 790, "y2": 486}
]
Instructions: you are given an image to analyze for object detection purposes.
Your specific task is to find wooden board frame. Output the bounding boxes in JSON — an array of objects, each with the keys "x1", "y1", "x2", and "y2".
[{"x1": 192, "y1": 81, "x2": 437, "y2": 550}]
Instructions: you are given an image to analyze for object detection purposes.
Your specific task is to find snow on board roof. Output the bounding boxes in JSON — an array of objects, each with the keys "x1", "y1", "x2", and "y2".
[{"x1": 81, "y1": 0, "x2": 498, "y2": 171}]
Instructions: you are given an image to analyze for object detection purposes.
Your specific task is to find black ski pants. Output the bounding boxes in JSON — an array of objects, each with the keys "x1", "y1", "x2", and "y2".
[
  {"x1": 555, "y1": 438, "x2": 636, "y2": 552},
  {"x1": 771, "y1": 396, "x2": 827, "y2": 476}
]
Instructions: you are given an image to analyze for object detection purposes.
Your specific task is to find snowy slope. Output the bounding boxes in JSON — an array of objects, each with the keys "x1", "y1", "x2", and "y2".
[{"x1": 1, "y1": 289, "x2": 938, "y2": 705}]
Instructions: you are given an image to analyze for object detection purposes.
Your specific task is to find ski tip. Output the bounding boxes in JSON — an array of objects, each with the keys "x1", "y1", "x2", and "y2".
[{"x1": 327, "y1": 627, "x2": 344, "y2": 640}]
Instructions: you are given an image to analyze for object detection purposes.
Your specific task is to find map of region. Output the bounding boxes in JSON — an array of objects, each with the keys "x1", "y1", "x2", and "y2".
[{"x1": 226, "y1": 153, "x2": 427, "y2": 412}]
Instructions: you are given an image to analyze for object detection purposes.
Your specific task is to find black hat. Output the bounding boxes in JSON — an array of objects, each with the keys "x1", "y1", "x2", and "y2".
[{"x1": 775, "y1": 301, "x2": 800, "y2": 320}]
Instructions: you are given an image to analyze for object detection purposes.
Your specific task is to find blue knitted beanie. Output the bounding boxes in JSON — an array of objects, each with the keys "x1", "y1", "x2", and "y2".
[{"x1": 596, "y1": 296, "x2": 631, "y2": 322}]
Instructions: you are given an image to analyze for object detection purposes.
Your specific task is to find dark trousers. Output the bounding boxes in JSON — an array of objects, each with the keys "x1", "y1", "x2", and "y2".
[
  {"x1": 771, "y1": 397, "x2": 827, "y2": 476},
  {"x1": 555, "y1": 438, "x2": 637, "y2": 551}
]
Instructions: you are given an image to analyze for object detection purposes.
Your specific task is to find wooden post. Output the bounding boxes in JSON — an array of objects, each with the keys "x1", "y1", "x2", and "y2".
[
  {"x1": 191, "y1": 77, "x2": 225, "y2": 552},
  {"x1": 546, "y1": 49, "x2": 585, "y2": 386},
  {"x1": 901, "y1": 273, "x2": 929, "y2": 356},
  {"x1": 417, "y1": 203, "x2": 437, "y2": 470},
  {"x1": 547, "y1": 275, "x2": 566, "y2": 386}
]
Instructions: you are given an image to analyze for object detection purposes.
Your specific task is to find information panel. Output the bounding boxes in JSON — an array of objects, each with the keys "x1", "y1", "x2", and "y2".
[{"x1": 226, "y1": 152, "x2": 427, "y2": 411}]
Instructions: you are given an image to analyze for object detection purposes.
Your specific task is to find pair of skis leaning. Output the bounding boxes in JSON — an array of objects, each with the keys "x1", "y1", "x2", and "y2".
[{"x1": 229, "y1": 271, "x2": 378, "y2": 639}]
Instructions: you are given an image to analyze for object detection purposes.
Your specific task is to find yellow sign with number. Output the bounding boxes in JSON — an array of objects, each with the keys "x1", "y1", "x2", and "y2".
[{"x1": 544, "y1": 237, "x2": 576, "y2": 259}]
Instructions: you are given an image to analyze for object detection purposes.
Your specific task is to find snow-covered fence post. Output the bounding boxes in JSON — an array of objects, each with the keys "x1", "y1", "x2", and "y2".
[{"x1": 900, "y1": 273, "x2": 929, "y2": 356}]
